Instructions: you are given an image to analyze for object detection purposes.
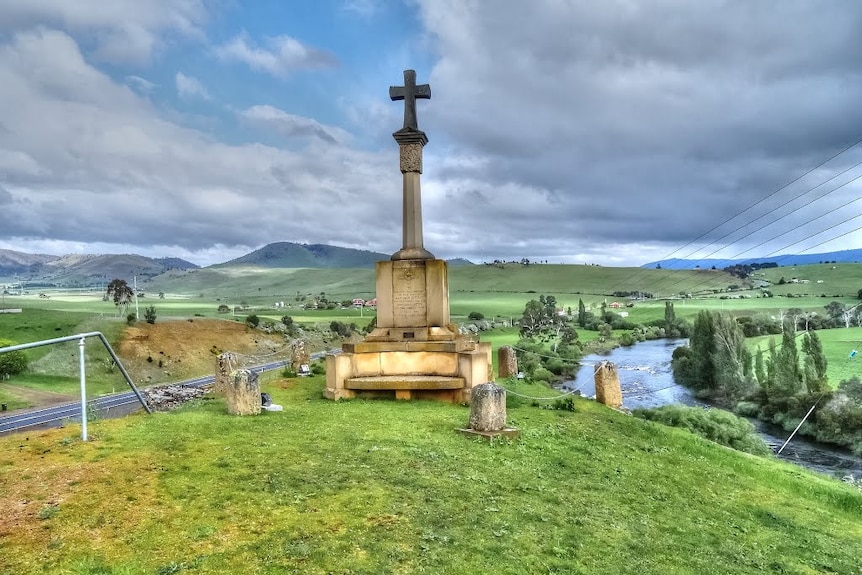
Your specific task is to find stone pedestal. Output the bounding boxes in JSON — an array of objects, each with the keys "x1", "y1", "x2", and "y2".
[
  {"x1": 226, "y1": 369, "x2": 261, "y2": 416},
  {"x1": 594, "y1": 361, "x2": 622, "y2": 409},
  {"x1": 498, "y1": 346, "x2": 518, "y2": 379}
]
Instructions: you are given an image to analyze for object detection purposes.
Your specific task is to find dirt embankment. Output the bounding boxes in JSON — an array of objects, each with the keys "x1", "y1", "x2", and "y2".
[{"x1": 117, "y1": 318, "x2": 290, "y2": 385}]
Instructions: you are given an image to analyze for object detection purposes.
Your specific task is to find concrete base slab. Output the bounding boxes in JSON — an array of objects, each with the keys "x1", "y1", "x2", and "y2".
[{"x1": 456, "y1": 427, "x2": 520, "y2": 441}]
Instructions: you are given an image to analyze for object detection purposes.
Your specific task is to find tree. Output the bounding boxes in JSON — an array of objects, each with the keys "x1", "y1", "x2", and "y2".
[
  {"x1": 0, "y1": 338, "x2": 28, "y2": 379},
  {"x1": 712, "y1": 313, "x2": 754, "y2": 403},
  {"x1": 689, "y1": 310, "x2": 717, "y2": 392},
  {"x1": 577, "y1": 298, "x2": 586, "y2": 327},
  {"x1": 106, "y1": 279, "x2": 135, "y2": 317},
  {"x1": 664, "y1": 301, "x2": 676, "y2": 329},
  {"x1": 754, "y1": 346, "x2": 766, "y2": 386},
  {"x1": 468, "y1": 311, "x2": 485, "y2": 320},
  {"x1": 518, "y1": 295, "x2": 578, "y2": 352},
  {"x1": 245, "y1": 314, "x2": 260, "y2": 328},
  {"x1": 801, "y1": 331, "x2": 828, "y2": 393},
  {"x1": 771, "y1": 321, "x2": 803, "y2": 398},
  {"x1": 144, "y1": 305, "x2": 157, "y2": 324}
]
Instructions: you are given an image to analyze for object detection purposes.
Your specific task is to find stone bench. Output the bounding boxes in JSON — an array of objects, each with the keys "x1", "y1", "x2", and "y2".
[{"x1": 345, "y1": 375, "x2": 466, "y2": 401}]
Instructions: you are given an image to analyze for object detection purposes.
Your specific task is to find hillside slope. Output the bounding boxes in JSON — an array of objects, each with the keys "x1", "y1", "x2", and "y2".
[
  {"x1": 215, "y1": 242, "x2": 388, "y2": 269},
  {"x1": 1, "y1": 381, "x2": 860, "y2": 573}
]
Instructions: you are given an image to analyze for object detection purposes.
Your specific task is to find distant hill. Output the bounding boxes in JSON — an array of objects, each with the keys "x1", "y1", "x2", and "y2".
[
  {"x1": 215, "y1": 242, "x2": 475, "y2": 269},
  {"x1": 643, "y1": 248, "x2": 862, "y2": 270},
  {"x1": 0, "y1": 250, "x2": 198, "y2": 287},
  {"x1": 0, "y1": 249, "x2": 58, "y2": 277}
]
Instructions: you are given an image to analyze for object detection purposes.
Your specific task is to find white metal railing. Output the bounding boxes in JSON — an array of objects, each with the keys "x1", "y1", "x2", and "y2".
[{"x1": 0, "y1": 332, "x2": 151, "y2": 440}]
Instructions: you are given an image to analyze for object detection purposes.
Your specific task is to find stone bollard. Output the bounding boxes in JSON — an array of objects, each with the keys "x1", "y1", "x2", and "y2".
[
  {"x1": 214, "y1": 352, "x2": 236, "y2": 396},
  {"x1": 594, "y1": 360, "x2": 622, "y2": 409},
  {"x1": 459, "y1": 382, "x2": 519, "y2": 440},
  {"x1": 497, "y1": 346, "x2": 518, "y2": 379},
  {"x1": 291, "y1": 340, "x2": 310, "y2": 373},
  {"x1": 226, "y1": 369, "x2": 261, "y2": 416},
  {"x1": 469, "y1": 382, "x2": 507, "y2": 431}
]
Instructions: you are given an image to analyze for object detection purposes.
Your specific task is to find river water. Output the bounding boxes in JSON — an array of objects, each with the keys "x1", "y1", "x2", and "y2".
[{"x1": 559, "y1": 338, "x2": 862, "y2": 477}]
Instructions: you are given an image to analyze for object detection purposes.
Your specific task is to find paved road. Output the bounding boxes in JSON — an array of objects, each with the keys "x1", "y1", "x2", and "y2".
[{"x1": 0, "y1": 352, "x2": 328, "y2": 436}]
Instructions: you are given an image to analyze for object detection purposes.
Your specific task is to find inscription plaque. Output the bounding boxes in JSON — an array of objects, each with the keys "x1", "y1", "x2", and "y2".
[{"x1": 393, "y1": 265, "x2": 427, "y2": 326}]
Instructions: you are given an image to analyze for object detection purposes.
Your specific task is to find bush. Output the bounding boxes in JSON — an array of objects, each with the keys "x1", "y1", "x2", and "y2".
[
  {"x1": 126, "y1": 313, "x2": 136, "y2": 325},
  {"x1": 217, "y1": 304, "x2": 230, "y2": 313},
  {"x1": 468, "y1": 311, "x2": 485, "y2": 320},
  {"x1": 144, "y1": 305, "x2": 157, "y2": 324},
  {"x1": 245, "y1": 314, "x2": 260, "y2": 328},
  {"x1": 0, "y1": 338, "x2": 28, "y2": 378},
  {"x1": 633, "y1": 405, "x2": 771, "y2": 456}
]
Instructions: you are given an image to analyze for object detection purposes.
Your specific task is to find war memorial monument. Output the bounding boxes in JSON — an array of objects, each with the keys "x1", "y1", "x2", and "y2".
[{"x1": 325, "y1": 70, "x2": 492, "y2": 402}]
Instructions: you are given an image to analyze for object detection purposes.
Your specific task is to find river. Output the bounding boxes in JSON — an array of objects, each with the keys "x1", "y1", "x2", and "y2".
[{"x1": 559, "y1": 338, "x2": 862, "y2": 478}]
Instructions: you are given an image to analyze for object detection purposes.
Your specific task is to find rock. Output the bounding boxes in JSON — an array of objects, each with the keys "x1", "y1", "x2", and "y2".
[
  {"x1": 594, "y1": 361, "x2": 623, "y2": 408},
  {"x1": 468, "y1": 382, "x2": 507, "y2": 432},
  {"x1": 225, "y1": 369, "x2": 261, "y2": 416},
  {"x1": 497, "y1": 346, "x2": 518, "y2": 379}
]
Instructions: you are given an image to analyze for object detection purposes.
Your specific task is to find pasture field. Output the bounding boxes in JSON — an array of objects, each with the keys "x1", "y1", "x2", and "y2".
[
  {"x1": 2, "y1": 376, "x2": 861, "y2": 574},
  {"x1": 2, "y1": 262, "x2": 859, "y2": 405}
]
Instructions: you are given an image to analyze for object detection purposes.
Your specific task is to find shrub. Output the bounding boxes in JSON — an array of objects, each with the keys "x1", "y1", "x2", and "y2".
[
  {"x1": 468, "y1": 311, "x2": 485, "y2": 320},
  {"x1": 0, "y1": 338, "x2": 28, "y2": 378},
  {"x1": 633, "y1": 405, "x2": 771, "y2": 456},
  {"x1": 245, "y1": 314, "x2": 260, "y2": 328},
  {"x1": 144, "y1": 305, "x2": 157, "y2": 324}
]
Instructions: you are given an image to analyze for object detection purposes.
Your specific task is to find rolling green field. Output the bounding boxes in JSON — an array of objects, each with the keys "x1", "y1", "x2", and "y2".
[
  {"x1": 1, "y1": 376, "x2": 861, "y2": 574},
  {"x1": 2, "y1": 262, "x2": 860, "y2": 404}
]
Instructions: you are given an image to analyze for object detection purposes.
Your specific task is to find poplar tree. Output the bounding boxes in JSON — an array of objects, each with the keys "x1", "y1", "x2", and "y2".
[{"x1": 801, "y1": 331, "x2": 828, "y2": 393}]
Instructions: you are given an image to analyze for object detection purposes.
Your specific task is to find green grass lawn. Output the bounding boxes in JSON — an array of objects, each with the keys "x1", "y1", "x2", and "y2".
[{"x1": 1, "y1": 375, "x2": 861, "y2": 574}]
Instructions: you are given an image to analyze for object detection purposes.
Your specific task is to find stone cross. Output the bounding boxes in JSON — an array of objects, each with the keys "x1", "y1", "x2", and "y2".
[
  {"x1": 389, "y1": 69, "x2": 434, "y2": 261},
  {"x1": 389, "y1": 69, "x2": 430, "y2": 131}
]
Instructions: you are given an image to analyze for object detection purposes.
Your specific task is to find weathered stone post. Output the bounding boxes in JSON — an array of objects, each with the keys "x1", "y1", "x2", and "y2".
[
  {"x1": 469, "y1": 383, "x2": 507, "y2": 431},
  {"x1": 594, "y1": 360, "x2": 622, "y2": 408},
  {"x1": 458, "y1": 382, "x2": 520, "y2": 440},
  {"x1": 226, "y1": 369, "x2": 261, "y2": 416},
  {"x1": 214, "y1": 352, "x2": 236, "y2": 396},
  {"x1": 497, "y1": 346, "x2": 518, "y2": 379},
  {"x1": 290, "y1": 340, "x2": 310, "y2": 373}
]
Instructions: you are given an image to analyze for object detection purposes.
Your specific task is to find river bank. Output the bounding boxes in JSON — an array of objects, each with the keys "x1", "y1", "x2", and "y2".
[{"x1": 560, "y1": 338, "x2": 862, "y2": 478}]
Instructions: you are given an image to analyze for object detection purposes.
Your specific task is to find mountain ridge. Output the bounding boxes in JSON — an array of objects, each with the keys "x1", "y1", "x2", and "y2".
[{"x1": 643, "y1": 248, "x2": 862, "y2": 270}]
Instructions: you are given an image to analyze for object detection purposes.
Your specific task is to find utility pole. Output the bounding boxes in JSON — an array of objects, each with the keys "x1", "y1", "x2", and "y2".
[{"x1": 133, "y1": 275, "x2": 140, "y2": 320}]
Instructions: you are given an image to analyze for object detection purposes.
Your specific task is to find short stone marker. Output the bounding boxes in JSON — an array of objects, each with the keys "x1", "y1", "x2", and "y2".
[
  {"x1": 291, "y1": 340, "x2": 310, "y2": 374},
  {"x1": 458, "y1": 382, "x2": 520, "y2": 440},
  {"x1": 594, "y1": 361, "x2": 622, "y2": 409},
  {"x1": 226, "y1": 369, "x2": 261, "y2": 416},
  {"x1": 497, "y1": 346, "x2": 518, "y2": 379},
  {"x1": 214, "y1": 352, "x2": 237, "y2": 396}
]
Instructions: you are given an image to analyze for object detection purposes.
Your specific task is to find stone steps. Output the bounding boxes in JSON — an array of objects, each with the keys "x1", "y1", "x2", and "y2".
[{"x1": 345, "y1": 375, "x2": 465, "y2": 390}]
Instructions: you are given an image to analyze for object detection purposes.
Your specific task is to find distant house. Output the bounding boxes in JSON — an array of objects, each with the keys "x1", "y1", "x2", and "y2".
[
  {"x1": 609, "y1": 302, "x2": 622, "y2": 309},
  {"x1": 352, "y1": 298, "x2": 365, "y2": 307},
  {"x1": 365, "y1": 298, "x2": 377, "y2": 307}
]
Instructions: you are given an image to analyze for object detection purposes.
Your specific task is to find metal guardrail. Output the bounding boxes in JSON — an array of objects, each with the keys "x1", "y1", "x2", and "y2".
[{"x1": 0, "y1": 332, "x2": 152, "y2": 440}]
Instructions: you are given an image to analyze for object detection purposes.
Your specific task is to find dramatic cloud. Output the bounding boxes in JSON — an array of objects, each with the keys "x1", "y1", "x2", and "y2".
[
  {"x1": 239, "y1": 105, "x2": 342, "y2": 144},
  {"x1": 415, "y1": 0, "x2": 862, "y2": 262},
  {"x1": 1, "y1": 2, "x2": 862, "y2": 266},
  {"x1": 0, "y1": 0, "x2": 208, "y2": 64},
  {"x1": 215, "y1": 32, "x2": 337, "y2": 77},
  {"x1": 175, "y1": 72, "x2": 210, "y2": 101},
  {"x1": 0, "y1": 29, "x2": 402, "y2": 259}
]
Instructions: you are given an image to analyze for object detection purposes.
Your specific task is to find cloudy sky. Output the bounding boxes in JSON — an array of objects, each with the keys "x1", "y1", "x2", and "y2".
[{"x1": 2, "y1": 0, "x2": 862, "y2": 267}]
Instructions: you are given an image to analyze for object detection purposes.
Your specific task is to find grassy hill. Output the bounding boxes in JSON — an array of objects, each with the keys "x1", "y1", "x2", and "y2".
[
  {"x1": 1, "y1": 252, "x2": 198, "y2": 287},
  {"x1": 149, "y1": 263, "x2": 749, "y2": 305},
  {"x1": 1, "y1": 377, "x2": 860, "y2": 574},
  {"x1": 214, "y1": 242, "x2": 388, "y2": 269}
]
